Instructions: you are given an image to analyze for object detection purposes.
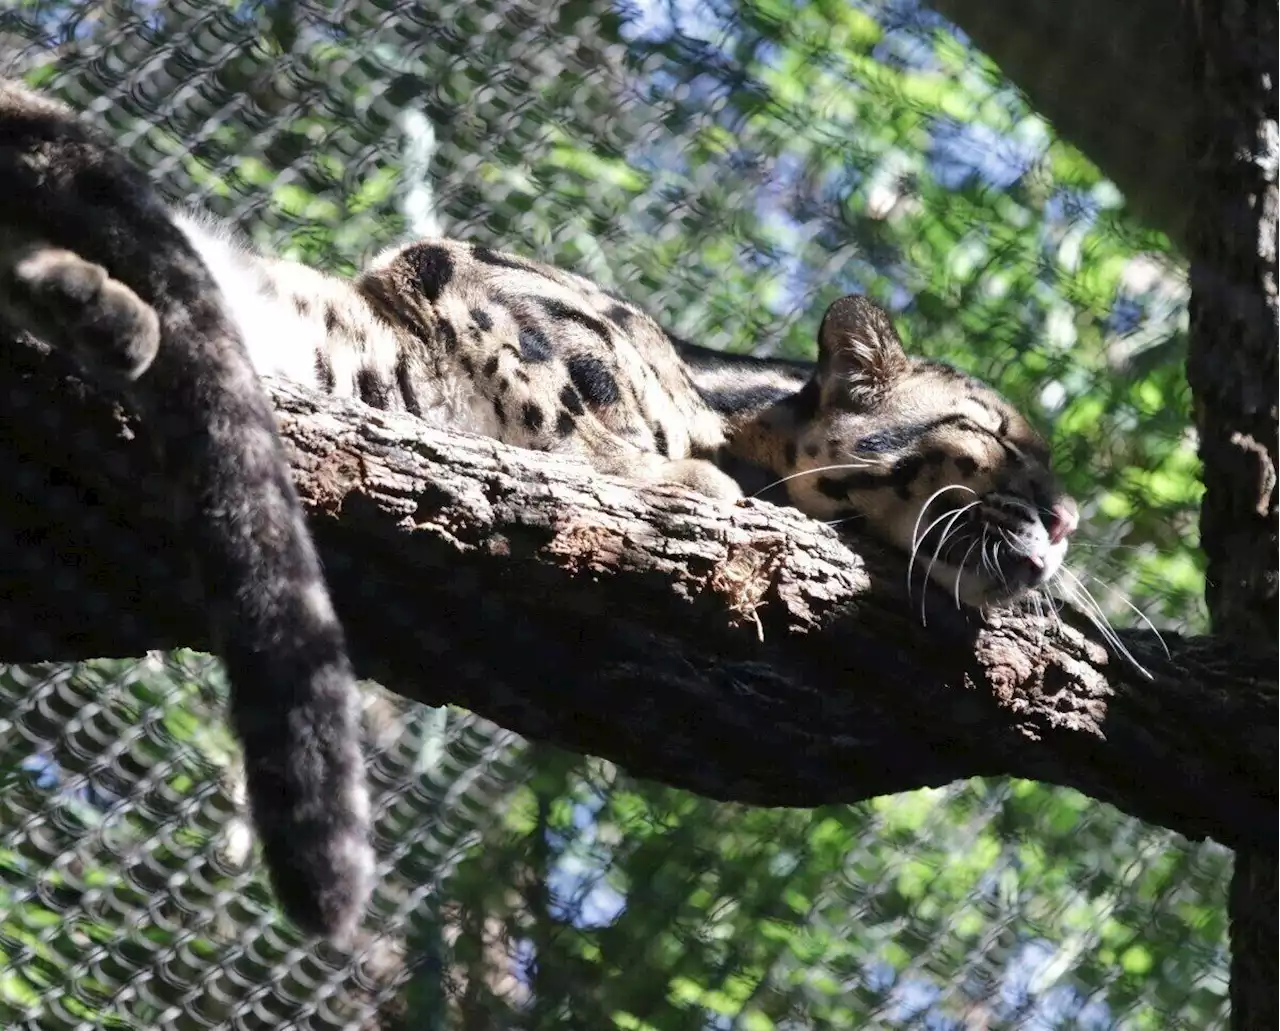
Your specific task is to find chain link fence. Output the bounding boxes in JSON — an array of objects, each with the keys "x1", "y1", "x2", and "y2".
[{"x1": 0, "y1": 1, "x2": 1226, "y2": 1028}]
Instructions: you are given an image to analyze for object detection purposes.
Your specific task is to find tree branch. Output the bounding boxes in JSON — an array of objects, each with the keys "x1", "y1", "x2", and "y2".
[{"x1": 0, "y1": 352, "x2": 1273, "y2": 855}]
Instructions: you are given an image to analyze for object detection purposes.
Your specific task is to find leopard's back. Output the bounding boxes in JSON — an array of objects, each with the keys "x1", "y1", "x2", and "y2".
[
  {"x1": 361, "y1": 241, "x2": 730, "y2": 459},
  {"x1": 192, "y1": 224, "x2": 1079, "y2": 608},
  {"x1": 197, "y1": 228, "x2": 745, "y2": 497}
]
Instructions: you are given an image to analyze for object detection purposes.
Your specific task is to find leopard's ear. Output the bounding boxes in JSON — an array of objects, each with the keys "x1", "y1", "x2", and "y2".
[{"x1": 815, "y1": 294, "x2": 909, "y2": 409}]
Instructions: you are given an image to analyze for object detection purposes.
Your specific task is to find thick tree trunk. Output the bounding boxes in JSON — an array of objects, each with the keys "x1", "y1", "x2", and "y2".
[{"x1": 1182, "y1": 0, "x2": 1279, "y2": 1025}]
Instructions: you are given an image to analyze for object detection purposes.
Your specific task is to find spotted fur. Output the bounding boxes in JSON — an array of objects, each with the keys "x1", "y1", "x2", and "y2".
[
  {"x1": 183, "y1": 230, "x2": 1078, "y2": 609},
  {"x1": 0, "y1": 82, "x2": 373, "y2": 945}
]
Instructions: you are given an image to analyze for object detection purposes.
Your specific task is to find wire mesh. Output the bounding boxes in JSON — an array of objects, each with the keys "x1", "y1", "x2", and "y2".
[{"x1": 0, "y1": 1, "x2": 1225, "y2": 1029}]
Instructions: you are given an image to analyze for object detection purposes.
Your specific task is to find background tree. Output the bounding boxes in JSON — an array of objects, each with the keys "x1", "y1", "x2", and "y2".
[{"x1": 1177, "y1": 3, "x2": 1277, "y2": 1027}]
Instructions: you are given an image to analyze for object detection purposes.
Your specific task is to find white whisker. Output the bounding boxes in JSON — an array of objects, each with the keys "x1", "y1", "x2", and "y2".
[
  {"x1": 921, "y1": 504, "x2": 979, "y2": 626},
  {"x1": 953, "y1": 539, "x2": 980, "y2": 610},
  {"x1": 1056, "y1": 569, "x2": 1154, "y2": 679},
  {"x1": 908, "y1": 499, "x2": 979, "y2": 620},
  {"x1": 1057, "y1": 569, "x2": 1116, "y2": 633},
  {"x1": 1037, "y1": 587, "x2": 1065, "y2": 635},
  {"x1": 1056, "y1": 570, "x2": 1116, "y2": 629},
  {"x1": 906, "y1": 485, "x2": 978, "y2": 604},
  {"x1": 990, "y1": 540, "x2": 1007, "y2": 586},
  {"x1": 978, "y1": 530, "x2": 997, "y2": 581},
  {"x1": 1083, "y1": 572, "x2": 1170, "y2": 659},
  {"x1": 750, "y1": 461, "x2": 881, "y2": 499}
]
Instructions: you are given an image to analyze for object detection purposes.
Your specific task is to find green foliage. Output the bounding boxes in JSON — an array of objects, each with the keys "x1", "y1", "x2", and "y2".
[{"x1": 0, "y1": 0, "x2": 1223, "y2": 1028}]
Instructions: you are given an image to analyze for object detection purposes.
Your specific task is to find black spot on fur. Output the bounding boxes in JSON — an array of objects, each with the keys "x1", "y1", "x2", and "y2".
[
  {"x1": 515, "y1": 369, "x2": 531, "y2": 384},
  {"x1": 556, "y1": 410, "x2": 576, "y2": 437},
  {"x1": 855, "y1": 414, "x2": 969, "y2": 455},
  {"x1": 816, "y1": 453, "x2": 930, "y2": 501},
  {"x1": 356, "y1": 366, "x2": 389, "y2": 409},
  {"x1": 955, "y1": 456, "x2": 979, "y2": 475},
  {"x1": 697, "y1": 382, "x2": 792, "y2": 415},
  {"x1": 519, "y1": 326, "x2": 553, "y2": 362},
  {"x1": 854, "y1": 428, "x2": 906, "y2": 455},
  {"x1": 817, "y1": 476, "x2": 853, "y2": 501},
  {"x1": 783, "y1": 440, "x2": 798, "y2": 468},
  {"x1": 922, "y1": 359, "x2": 969, "y2": 382},
  {"x1": 395, "y1": 353, "x2": 421, "y2": 416},
  {"x1": 606, "y1": 304, "x2": 634, "y2": 328},
  {"x1": 534, "y1": 297, "x2": 613, "y2": 342},
  {"x1": 483, "y1": 355, "x2": 500, "y2": 378},
  {"x1": 294, "y1": 296, "x2": 311, "y2": 316},
  {"x1": 438, "y1": 321, "x2": 459, "y2": 352},
  {"x1": 891, "y1": 456, "x2": 928, "y2": 499},
  {"x1": 522, "y1": 402, "x2": 545, "y2": 432},
  {"x1": 473, "y1": 245, "x2": 537, "y2": 273},
  {"x1": 405, "y1": 244, "x2": 454, "y2": 302},
  {"x1": 566, "y1": 353, "x2": 621, "y2": 407},
  {"x1": 460, "y1": 353, "x2": 475, "y2": 377},
  {"x1": 472, "y1": 308, "x2": 493, "y2": 331},
  {"x1": 493, "y1": 398, "x2": 507, "y2": 425},
  {"x1": 323, "y1": 305, "x2": 342, "y2": 335},
  {"x1": 654, "y1": 426, "x2": 670, "y2": 458},
  {"x1": 786, "y1": 378, "x2": 821, "y2": 422},
  {"x1": 559, "y1": 384, "x2": 585, "y2": 416},
  {"x1": 497, "y1": 377, "x2": 511, "y2": 396},
  {"x1": 804, "y1": 442, "x2": 819, "y2": 459},
  {"x1": 314, "y1": 350, "x2": 336, "y2": 392}
]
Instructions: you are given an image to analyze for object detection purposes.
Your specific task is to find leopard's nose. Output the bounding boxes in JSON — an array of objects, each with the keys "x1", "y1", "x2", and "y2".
[{"x1": 1047, "y1": 498, "x2": 1079, "y2": 544}]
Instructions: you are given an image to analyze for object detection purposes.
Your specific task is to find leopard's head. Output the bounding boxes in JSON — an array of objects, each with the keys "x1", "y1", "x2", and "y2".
[{"x1": 778, "y1": 295, "x2": 1077, "y2": 608}]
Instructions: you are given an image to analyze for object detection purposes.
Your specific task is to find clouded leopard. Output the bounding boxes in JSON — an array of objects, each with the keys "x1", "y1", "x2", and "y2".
[
  {"x1": 0, "y1": 81, "x2": 1077, "y2": 941},
  {"x1": 186, "y1": 222, "x2": 1078, "y2": 607}
]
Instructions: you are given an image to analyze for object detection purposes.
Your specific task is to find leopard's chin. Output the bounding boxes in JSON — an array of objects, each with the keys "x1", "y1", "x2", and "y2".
[{"x1": 930, "y1": 549, "x2": 1066, "y2": 611}]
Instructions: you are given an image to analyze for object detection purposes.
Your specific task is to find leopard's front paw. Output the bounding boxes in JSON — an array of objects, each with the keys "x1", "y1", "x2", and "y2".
[{"x1": 661, "y1": 458, "x2": 744, "y2": 501}]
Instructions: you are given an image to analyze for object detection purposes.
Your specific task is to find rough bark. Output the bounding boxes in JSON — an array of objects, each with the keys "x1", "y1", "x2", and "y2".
[
  {"x1": 0, "y1": 348, "x2": 1273, "y2": 857},
  {"x1": 1183, "y1": 0, "x2": 1279, "y2": 1025},
  {"x1": 928, "y1": 0, "x2": 1194, "y2": 254}
]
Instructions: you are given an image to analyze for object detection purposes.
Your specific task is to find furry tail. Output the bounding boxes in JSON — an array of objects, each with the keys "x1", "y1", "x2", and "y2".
[{"x1": 0, "y1": 82, "x2": 373, "y2": 943}]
